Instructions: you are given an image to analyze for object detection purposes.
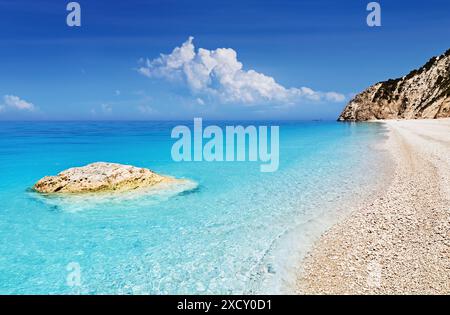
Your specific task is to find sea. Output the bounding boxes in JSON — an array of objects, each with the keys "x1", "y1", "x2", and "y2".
[{"x1": 0, "y1": 120, "x2": 391, "y2": 294}]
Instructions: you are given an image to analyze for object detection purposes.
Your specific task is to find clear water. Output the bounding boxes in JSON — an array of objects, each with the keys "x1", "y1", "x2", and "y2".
[{"x1": 0, "y1": 121, "x2": 390, "y2": 294}]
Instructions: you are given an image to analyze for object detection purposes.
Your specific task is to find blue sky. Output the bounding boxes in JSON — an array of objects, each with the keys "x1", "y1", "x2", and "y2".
[{"x1": 0, "y1": 0, "x2": 449, "y2": 120}]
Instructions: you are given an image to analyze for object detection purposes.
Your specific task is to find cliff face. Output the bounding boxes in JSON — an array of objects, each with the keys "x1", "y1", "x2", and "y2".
[{"x1": 338, "y1": 49, "x2": 450, "y2": 121}]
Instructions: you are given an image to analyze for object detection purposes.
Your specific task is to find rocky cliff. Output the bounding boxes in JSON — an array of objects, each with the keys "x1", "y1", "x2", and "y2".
[{"x1": 338, "y1": 49, "x2": 450, "y2": 121}]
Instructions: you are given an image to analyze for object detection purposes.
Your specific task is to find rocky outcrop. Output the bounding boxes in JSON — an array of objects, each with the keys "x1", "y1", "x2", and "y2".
[
  {"x1": 339, "y1": 49, "x2": 450, "y2": 121},
  {"x1": 33, "y1": 162, "x2": 176, "y2": 194}
]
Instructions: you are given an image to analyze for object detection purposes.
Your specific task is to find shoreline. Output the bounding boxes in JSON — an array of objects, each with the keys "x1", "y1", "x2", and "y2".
[
  {"x1": 296, "y1": 119, "x2": 450, "y2": 294},
  {"x1": 257, "y1": 121, "x2": 394, "y2": 294}
]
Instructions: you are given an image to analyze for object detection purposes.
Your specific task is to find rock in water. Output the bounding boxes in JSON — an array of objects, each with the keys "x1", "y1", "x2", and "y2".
[
  {"x1": 33, "y1": 162, "x2": 176, "y2": 194},
  {"x1": 338, "y1": 49, "x2": 450, "y2": 121}
]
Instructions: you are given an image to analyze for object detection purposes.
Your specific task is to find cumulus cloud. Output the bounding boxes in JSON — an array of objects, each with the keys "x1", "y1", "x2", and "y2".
[
  {"x1": 137, "y1": 105, "x2": 156, "y2": 115},
  {"x1": 3, "y1": 95, "x2": 36, "y2": 111},
  {"x1": 101, "y1": 103, "x2": 112, "y2": 114},
  {"x1": 90, "y1": 103, "x2": 113, "y2": 116},
  {"x1": 138, "y1": 37, "x2": 345, "y2": 105},
  {"x1": 324, "y1": 91, "x2": 346, "y2": 102},
  {"x1": 196, "y1": 98, "x2": 205, "y2": 105}
]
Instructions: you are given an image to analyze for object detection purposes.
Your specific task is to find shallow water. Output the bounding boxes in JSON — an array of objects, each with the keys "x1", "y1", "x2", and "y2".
[{"x1": 0, "y1": 121, "x2": 390, "y2": 294}]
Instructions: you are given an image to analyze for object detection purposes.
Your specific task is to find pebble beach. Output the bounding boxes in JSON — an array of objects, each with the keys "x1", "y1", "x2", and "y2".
[{"x1": 297, "y1": 119, "x2": 450, "y2": 294}]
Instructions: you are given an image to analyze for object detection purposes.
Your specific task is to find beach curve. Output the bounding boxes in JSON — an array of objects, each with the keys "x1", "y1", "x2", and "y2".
[{"x1": 297, "y1": 119, "x2": 450, "y2": 294}]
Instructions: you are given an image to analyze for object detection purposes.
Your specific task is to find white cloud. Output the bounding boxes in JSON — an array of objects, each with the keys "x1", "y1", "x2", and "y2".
[
  {"x1": 196, "y1": 98, "x2": 205, "y2": 105},
  {"x1": 101, "y1": 103, "x2": 112, "y2": 114},
  {"x1": 137, "y1": 105, "x2": 156, "y2": 115},
  {"x1": 3, "y1": 95, "x2": 36, "y2": 111},
  {"x1": 324, "y1": 92, "x2": 346, "y2": 102},
  {"x1": 91, "y1": 104, "x2": 113, "y2": 116},
  {"x1": 138, "y1": 37, "x2": 345, "y2": 105}
]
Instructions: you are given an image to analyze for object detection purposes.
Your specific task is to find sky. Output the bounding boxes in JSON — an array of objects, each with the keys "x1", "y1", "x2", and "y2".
[{"x1": 0, "y1": 0, "x2": 449, "y2": 120}]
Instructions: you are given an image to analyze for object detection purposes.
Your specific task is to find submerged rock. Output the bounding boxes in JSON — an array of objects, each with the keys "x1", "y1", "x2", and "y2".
[{"x1": 33, "y1": 162, "x2": 177, "y2": 194}]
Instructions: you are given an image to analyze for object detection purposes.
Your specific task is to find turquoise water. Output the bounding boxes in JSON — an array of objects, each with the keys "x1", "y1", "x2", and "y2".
[{"x1": 0, "y1": 121, "x2": 390, "y2": 294}]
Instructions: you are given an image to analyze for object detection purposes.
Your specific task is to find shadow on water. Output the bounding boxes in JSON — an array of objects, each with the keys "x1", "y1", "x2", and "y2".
[
  {"x1": 25, "y1": 180, "x2": 199, "y2": 213},
  {"x1": 175, "y1": 185, "x2": 201, "y2": 197}
]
